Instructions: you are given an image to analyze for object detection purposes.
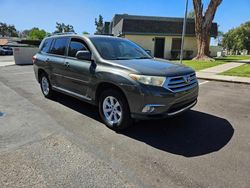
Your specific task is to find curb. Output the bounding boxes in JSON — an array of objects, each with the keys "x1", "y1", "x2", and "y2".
[{"x1": 197, "y1": 76, "x2": 250, "y2": 85}]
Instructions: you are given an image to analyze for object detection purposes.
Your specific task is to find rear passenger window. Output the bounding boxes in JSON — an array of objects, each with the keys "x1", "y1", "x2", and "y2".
[
  {"x1": 68, "y1": 39, "x2": 88, "y2": 57},
  {"x1": 40, "y1": 38, "x2": 52, "y2": 53},
  {"x1": 50, "y1": 38, "x2": 68, "y2": 55}
]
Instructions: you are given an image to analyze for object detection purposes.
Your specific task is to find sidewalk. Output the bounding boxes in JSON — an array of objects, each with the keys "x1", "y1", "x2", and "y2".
[
  {"x1": 0, "y1": 61, "x2": 15, "y2": 67},
  {"x1": 0, "y1": 56, "x2": 15, "y2": 67},
  {"x1": 196, "y1": 60, "x2": 250, "y2": 84}
]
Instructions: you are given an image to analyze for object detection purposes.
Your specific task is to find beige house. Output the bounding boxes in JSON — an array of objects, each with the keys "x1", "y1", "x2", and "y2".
[{"x1": 101, "y1": 14, "x2": 218, "y2": 59}]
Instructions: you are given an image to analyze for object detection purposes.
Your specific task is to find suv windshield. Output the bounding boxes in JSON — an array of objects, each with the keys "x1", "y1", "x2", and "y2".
[{"x1": 90, "y1": 37, "x2": 151, "y2": 60}]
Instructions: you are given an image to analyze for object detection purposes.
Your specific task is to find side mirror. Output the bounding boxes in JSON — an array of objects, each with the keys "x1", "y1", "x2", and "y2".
[{"x1": 76, "y1": 50, "x2": 91, "y2": 61}]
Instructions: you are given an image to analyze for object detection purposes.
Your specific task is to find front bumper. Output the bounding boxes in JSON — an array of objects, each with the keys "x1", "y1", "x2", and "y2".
[
  {"x1": 131, "y1": 99, "x2": 197, "y2": 120},
  {"x1": 122, "y1": 82, "x2": 199, "y2": 120}
]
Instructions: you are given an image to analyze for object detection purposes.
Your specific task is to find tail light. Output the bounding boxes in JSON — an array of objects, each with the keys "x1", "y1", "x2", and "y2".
[{"x1": 32, "y1": 55, "x2": 37, "y2": 64}]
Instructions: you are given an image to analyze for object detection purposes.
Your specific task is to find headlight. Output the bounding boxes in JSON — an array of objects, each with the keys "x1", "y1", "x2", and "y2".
[{"x1": 129, "y1": 74, "x2": 166, "y2": 87}]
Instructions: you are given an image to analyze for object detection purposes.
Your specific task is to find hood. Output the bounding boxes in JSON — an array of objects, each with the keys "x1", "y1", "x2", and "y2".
[{"x1": 111, "y1": 58, "x2": 194, "y2": 77}]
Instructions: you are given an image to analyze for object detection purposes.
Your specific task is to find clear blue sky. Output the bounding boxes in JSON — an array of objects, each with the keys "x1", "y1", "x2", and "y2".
[{"x1": 0, "y1": 0, "x2": 249, "y2": 34}]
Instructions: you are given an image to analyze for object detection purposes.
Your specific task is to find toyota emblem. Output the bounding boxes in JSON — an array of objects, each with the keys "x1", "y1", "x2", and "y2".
[{"x1": 184, "y1": 76, "x2": 191, "y2": 84}]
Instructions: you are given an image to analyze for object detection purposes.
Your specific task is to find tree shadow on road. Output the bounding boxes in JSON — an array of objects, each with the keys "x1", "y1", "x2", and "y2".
[
  {"x1": 121, "y1": 110, "x2": 234, "y2": 157},
  {"x1": 52, "y1": 93, "x2": 234, "y2": 157}
]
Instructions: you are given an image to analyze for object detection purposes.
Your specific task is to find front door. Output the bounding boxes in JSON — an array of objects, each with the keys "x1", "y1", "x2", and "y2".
[
  {"x1": 154, "y1": 38, "x2": 165, "y2": 58},
  {"x1": 64, "y1": 38, "x2": 93, "y2": 98}
]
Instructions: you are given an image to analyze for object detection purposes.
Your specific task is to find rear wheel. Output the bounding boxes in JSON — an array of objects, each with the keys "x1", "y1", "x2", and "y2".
[
  {"x1": 40, "y1": 73, "x2": 54, "y2": 98},
  {"x1": 99, "y1": 89, "x2": 132, "y2": 130}
]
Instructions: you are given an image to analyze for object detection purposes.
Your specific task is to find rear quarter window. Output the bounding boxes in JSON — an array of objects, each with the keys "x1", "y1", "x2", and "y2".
[{"x1": 40, "y1": 38, "x2": 53, "y2": 53}]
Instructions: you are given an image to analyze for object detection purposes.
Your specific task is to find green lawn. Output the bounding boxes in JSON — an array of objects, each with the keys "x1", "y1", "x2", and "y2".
[
  {"x1": 181, "y1": 60, "x2": 226, "y2": 71},
  {"x1": 220, "y1": 64, "x2": 250, "y2": 77},
  {"x1": 173, "y1": 55, "x2": 250, "y2": 71}
]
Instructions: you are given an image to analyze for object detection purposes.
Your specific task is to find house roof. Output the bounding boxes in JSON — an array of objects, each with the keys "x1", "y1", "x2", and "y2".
[
  {"x1": 111, "y1": 14, "x2": 218, "y2": 37},
  {"x1": 0, "y1": 37, "x2": 41, "y2": 47},
  {"x1": 0, "y1": 39, "x2": 8, "y2": 45}
]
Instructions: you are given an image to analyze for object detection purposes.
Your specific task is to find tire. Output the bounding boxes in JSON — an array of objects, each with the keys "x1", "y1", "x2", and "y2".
[
  {"x1": 39, "y1": 73, "x2": 54, "y2": 98},
  {"x1": 99, "y1": 89, "x2": 132, "y2": 130}
]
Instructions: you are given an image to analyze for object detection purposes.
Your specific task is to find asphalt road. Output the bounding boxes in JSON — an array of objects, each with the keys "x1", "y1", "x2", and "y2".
[{"x1": 0, "y1": 65, "x2": 249, "y2": 188}]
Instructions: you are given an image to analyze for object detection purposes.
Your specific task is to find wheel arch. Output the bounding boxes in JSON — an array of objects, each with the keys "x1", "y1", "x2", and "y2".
[
  {"x1": 37, "y1": 68, "x2": 47, "y2": 83},
  {"x1": 95, "y1": 82, "x2": 130, "y2": 110}
]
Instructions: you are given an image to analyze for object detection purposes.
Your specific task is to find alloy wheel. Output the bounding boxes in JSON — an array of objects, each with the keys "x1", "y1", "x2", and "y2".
[
  {"x1": 102, "y1": 96, "x2": 122, "y2": 125},
  {"x1": 41, "y1": 76, "x2": 50, "y2": 96}
]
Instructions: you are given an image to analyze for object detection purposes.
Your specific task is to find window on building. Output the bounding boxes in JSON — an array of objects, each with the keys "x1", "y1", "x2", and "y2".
[{"x1": 171, "y1": 38, "x2": 182, "y2": 51}]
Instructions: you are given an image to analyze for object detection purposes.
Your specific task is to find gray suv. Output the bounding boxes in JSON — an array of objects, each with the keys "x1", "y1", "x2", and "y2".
[{"x1": 33, "y1": 34, "x2": 198, "y2": 130}]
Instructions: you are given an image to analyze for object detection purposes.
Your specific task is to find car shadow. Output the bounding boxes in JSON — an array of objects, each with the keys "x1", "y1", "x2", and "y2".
[
  {"x1": 121, "y1": 111, "x2": 234, "y2": 157},
  {"x1": 53, "y1": 93, "x2": 234, "y2": 157},
  {"x1": 53, "y1": 92, "x2": 101, "y2": 121}
]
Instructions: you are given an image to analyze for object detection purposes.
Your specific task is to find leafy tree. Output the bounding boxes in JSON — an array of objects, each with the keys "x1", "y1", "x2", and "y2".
[
  {"x1": 27, "y1": 27, "x2": 47, "y2": 40},
  {"x1": 94, "y1": 15, "x2": 104, "y2": 34},
  {"x1": 223, "y1": 21, "x2": 250, "y2": 54},
  {"x1": 18, "y1": 29, "x2": 31, "y2": 38},
  {"x1": 187, "y1": 10, "x2": 195, "y2": 18},
  {"x1": 54, "y1": 22, "x2": 75, "y2": 33},
  {"x1": 82, "y1": 31, "x2": 89, "y2": 35},
  {"x1": 192, "y1": 0, "x2": 222, "y2": 60},
  {"x1": 0, "y1": 22, "x2": 18, "y2": 37}
]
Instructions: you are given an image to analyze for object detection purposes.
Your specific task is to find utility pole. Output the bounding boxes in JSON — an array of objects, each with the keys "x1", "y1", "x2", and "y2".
[{"x1": 180, "y1": 0, "x2": 189, "y2": 64}]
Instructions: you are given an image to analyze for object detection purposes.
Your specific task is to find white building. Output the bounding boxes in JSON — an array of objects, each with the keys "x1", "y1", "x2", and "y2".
[{"x1": 102, "y1": 14, "x2": 218, "y2": 59}]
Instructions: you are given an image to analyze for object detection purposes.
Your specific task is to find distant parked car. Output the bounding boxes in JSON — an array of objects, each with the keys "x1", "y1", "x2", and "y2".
[
  {"x1": 0, "y1": 47, "x2": 4, "y2": 55},
  {"x1": 0, "y1": 46, "x2": 13, "y2": 55}
]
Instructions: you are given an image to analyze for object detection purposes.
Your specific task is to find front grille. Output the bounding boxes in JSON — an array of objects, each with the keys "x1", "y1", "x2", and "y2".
[{"x1": 164, "y1": 73, "x2": 198, "y2": 92}]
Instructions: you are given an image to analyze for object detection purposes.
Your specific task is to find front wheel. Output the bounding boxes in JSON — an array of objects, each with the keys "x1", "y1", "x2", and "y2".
[{"x1": 99, "y1": 89, "x2": 132, "y2": 130}]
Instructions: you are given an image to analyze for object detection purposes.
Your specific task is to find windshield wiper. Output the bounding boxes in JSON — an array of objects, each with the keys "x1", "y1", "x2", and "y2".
[
  {"x1": 134, "y1": 56, "x2": 151, "y2": 59},
  {"x1": 113, "y1": 57, "x2": 131, "y2": 60}
]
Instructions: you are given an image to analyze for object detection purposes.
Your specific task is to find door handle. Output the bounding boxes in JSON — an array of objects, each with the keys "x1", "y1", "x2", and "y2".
[{"x1": 64, "y1": 62, "x2": 70, "y2": 68}]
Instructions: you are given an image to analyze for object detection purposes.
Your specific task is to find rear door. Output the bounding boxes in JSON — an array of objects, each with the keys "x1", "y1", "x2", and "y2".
[
  {"x1": 36, "y1": 38, "x2": 54, "y2": 82},
  {"x1": 49, "y1": 37, "x2": 70, "y2": 88},
  {"x1": 63, "y1": 37, "x2": 93, "y2": 97}
]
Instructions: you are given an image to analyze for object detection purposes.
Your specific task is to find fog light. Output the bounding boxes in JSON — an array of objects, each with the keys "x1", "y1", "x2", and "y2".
[
  {"x1": 142, "y1": 106, "x2": 155, "y2": 113},
  {"x1": 142, "y1": 104, "x2": 165, "y2": 113}
]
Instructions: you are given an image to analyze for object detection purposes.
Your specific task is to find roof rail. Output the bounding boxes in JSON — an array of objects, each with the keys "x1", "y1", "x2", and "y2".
[
  {"x1": 52, "y1": 32, "x2": 77, "y2": 36},
  {"x1": 98, "y1": 33, "x2": 114, "y2": 36}
]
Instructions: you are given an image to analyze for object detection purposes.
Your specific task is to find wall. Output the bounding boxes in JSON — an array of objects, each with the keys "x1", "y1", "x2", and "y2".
[
  {"x1": 183, "y1": 37, "x2": 198, "y2": 58},
  {"x1": 13, "y1": 47, "x2": 39, "y2": 65},
  {"x1": 124, "y1": 34, "x2": 198, "y2": 59},
  {"x1": 112, "y1": 19, "x2": 124, "y2": 36},
  {"x1": 124, "y1": 35, "x2": 155, "y2": 56},
  {"x1": 209, "y1": 46, "x2": 223, "y2": 57}
]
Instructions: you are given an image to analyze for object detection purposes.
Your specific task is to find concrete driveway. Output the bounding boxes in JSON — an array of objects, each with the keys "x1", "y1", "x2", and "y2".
[{"x1": 0, "y1": 65, "x2": 249, "y2": 187}]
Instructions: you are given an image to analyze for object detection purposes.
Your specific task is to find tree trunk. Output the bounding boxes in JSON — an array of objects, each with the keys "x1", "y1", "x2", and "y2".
[
  {"x1": 192, "y1": 0, "x2": 222, "y2": 61},
  {"x1": 193, "y1": 26, "x2": 212, "y2": 60}
]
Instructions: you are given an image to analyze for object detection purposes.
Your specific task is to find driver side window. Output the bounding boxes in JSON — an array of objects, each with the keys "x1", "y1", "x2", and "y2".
[{"x1": 68, "y1": 38, "x2": 89, "y2": 58}]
